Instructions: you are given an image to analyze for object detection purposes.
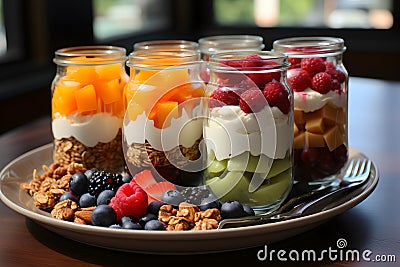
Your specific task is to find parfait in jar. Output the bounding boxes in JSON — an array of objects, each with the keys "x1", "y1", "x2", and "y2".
[
  {"x1": 51, "y1": 46, "x2": 128, "y2": 172},
  {"x1": 273, "y1": 37, "x2": 348, "y2": 183},
  {"x1": 123, "y1": 49, "x2": 205, "y2": 187},
  {"x1": 204, "y1": 51, "x2": 293, "y2": 214}
]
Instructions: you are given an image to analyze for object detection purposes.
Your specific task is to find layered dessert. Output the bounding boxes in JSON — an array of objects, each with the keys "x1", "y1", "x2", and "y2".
[
  {"x1": 123, "y1": 63, "x2": 205, "y2": 186},
  {"x1": 287, "y1": 58, "x2": 348, "y2": 181},
  {"x1": 204, "y1": 53, "x2": 293, "y2": 211},
  {"x1": 52, "y1": 56, "x2": 128, "y2": 172}
]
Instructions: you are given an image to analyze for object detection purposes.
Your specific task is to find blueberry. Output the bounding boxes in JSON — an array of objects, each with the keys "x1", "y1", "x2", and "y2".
[
  {"x1": 220, "y1": 201, "x2": 246, "y2": 219},
  {"x1": 96, "y1": 190, "x2": 115, "y2": 205},
  {"x1": 161, "y1": 190, "x2": 184, "y2": 206},
  {"x1": 199, "y1": 196, "x2": 221, "y2": 211},
  {"x1": 79, "y1": 193, "x2": 96, "y2": 208},
  {"x1": 59, "y1": 191, "x2": 79, "y2": 203},
  {"x1": 122, "y1": 220, "x2": 143, "y2": 230},
  {"x1": 91, "y1": 205, "x2": 117, "y2": 227},
  {"x1": 138, "y1": 213, "x2": 158, "y2": 227},
  {"x1": 146, "y1": 200, "x2": 164, "y2": 215},
  {"x1": 109, "y1": 224, "x2": 122, "y2": 229},
  {"x1": 144, "y1": 219, "x2": 165, "y2": 230},
  {"x1": 122, "y1": 172, "x2": 132, "y2": 183},
  {"x1": 69, "y1": 172, "x2": 89, "y2": 196},
  {"x1": 243, "y1": 205, "x2": 255, "y2": 216}
]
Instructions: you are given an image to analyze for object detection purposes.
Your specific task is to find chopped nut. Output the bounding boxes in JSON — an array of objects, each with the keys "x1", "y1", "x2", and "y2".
[
  {"x1": 51, "y1": 200, "x2": 78, "y2": 221},
  {"x1": 194, "y1": 218, "x2": 219, "y2": 230},
  {"x1": 158, "y1": 205, "x2": 177, "y2": 225},
  {"x1": 74, "y1": 209, "x2": 94, "y2": 224}
]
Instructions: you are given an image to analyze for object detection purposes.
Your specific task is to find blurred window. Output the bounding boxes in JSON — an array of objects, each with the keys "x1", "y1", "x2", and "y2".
[
  {"x1": 214, "y1": 0, "x2": 394, "y2": 29},
  {"x1": 93, "y1": 0, "x2": 171, "y2": 41},
  {"x1": 0, "y1": 0, "x2": 7, "y2": 57}
]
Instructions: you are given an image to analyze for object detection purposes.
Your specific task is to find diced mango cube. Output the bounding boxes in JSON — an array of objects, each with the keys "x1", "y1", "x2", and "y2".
[
  {"x1": 95, "y1": 78, "x2": 121, "y2": 104},
  {"x1": 127, "y1": 102, "x2": 144, "y2": 121},
  {"x1": 95, "y1": 63, "x2": 122, "y2": 80},
  {"x1": 294, "y1": 131, "x2": 306, "y2": 149},
  {"x1": 305, "y1": 116, "x2": 325, "y2": 134},
  {"x1": 74, "y1": 84, "x2": 98, "y2": 112},
  {"x1": 306, "y1": 132, "x2": 325, "y2": 147},
  {"x1": 66, "y1": 66, "x2": 97, "y2": 86},
  {"x1": 324, "y1": 126, "x2": 345, "y2": 151},
  {"x1": 52, "y1": 84, "x2": 79, "y2": 116},
  {"x1": 155, "y1": 101, "x2": 179, "y2": 128}
]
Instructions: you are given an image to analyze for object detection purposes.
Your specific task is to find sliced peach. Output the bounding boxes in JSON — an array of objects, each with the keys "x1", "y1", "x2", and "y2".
[
  {"x1": 95, "y1": 78, "x2": 121, "y2": 104},
  {"x1": 74, "y1": 84, "x2": 98, "y2": 113},
  {"x1": 95, "y1": 63, "x2": 122, "y2": 80},
  {"x1": 133, "y1": 70, "x2": 159, "y2": 84}
]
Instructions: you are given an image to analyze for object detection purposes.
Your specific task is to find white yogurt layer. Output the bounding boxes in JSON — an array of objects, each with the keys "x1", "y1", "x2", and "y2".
[
  {"x1": 204, "y1": 105, "x2": 292, "y2": 161},
  {"x1": 52, "y1": 112, "x2": 122, "y2": 147},
  {"x1": 294, "y1": 88, "x2": 347, "y2": 112},
  {"x1": 123, "y1": 105, "x2": 203, "y2": 151}
]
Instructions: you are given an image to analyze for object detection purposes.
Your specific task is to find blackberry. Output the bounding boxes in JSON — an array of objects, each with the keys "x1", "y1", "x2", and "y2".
[
  {"x1": 87, "y1": 171, "x2": 123, "y2": 197},
  {"x1": 180, "y1": 186, "x2": 211, "y2": 205}
]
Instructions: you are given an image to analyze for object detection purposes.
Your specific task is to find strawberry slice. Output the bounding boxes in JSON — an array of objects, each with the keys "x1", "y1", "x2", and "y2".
[
  {"x1": 132, "y1": 170, "x2": 157, "y2": 189},
  {"x1": 145, "y1": 181, "x2": 176, "y2": 203}
]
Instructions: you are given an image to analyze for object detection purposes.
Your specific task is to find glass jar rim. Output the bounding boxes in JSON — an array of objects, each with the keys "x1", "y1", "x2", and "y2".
[
  {"x1": 133, "y1": 40, "x2": 199, "y2": 51},
  {"x1": 273, "y1": 37, "x2": 346, "y2": 57},
  {"x1": 53, "y1": 45, "x2": 127, "y2": 66},
  {"x1": 198, "y1": 35, "x2": 265, "y2": 54},
  {"x1": 208, "y1": 51, "x2": 289, "y2": 72},
  {"x1": 127, "y1": 48, "x2": 201, "y2": 70}
]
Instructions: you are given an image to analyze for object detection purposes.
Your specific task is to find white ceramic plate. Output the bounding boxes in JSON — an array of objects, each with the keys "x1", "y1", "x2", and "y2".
[{"x1": 0, "y1": 144, "x2": 378, "y2": 254}]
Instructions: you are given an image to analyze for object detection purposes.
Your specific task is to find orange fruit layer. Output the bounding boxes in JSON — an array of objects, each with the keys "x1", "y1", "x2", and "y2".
[{"x1": 52, "y1": 61, "x2": 128, "y2": 117}]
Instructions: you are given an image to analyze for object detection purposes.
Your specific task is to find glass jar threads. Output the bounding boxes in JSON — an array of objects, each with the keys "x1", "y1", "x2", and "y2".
[
  {"x1": 133, "y1": 40, "x2": 199, "y2": 51},
  {"x1": 123, "y1": 48, "x2": 206, "y2": 187},
  {"x1": 51, "y1": 46, "x2": 128, "y2": 172},
  {"x1": 273, "y1": 37, "x2": 348, "y2": 184},
  {"x1": 203, "y1": 51, "x2": 293, "y2": 214},
  {"x1": 198, "y1": 35, "x2": 265, "y2": 61}
]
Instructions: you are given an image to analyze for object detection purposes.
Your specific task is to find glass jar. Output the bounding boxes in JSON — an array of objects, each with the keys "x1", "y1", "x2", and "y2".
[
  {"x1": 51, "y1": 46, "x2": 129, "y2": 172},
  {"x1": 204, "y1": 51, "x2": 293, "y2": 214},
  {"x1": 273, "y1": 37, "x2": 348, "y2": 184},
  {"x1": 198, "y1": 35, "x2": 265, "y2": 82},
  {"x1": 123, "y1": 48, "x2": 206, "y2": 187},
  {"x1": 133, "y1": 40, "x2": 199, "y2": 51}
]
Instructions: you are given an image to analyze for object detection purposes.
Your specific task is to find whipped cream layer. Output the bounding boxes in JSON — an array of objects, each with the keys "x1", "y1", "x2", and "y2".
[
  {"x1": 123, "y1": 105, "x2": 203, "y2": 151},
  {"x1": 294, "y1": 88, "x2": 347, "y2": 112},
  {"x1": 52, "y1": 112, "x2": 122, "y2": 147},
  {"x1": 204, "y1": 105, "x2": 292, "y2": 161}
]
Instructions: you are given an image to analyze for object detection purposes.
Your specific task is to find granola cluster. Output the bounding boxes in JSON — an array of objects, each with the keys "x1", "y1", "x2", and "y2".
[
  {"x1": 158, "y1": 202, "x2": 221, "y2": 231},
  {"x1": 51, "y1": 200, "x2": 95, "y2": 224},
  {"x1": 21, "y1": 162, "x2": 86, "y2": 211}
]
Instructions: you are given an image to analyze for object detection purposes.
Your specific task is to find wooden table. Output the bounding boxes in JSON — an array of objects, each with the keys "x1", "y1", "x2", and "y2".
[{"x1": 0, "y1": 77, "x2": 399, "y2": 266}]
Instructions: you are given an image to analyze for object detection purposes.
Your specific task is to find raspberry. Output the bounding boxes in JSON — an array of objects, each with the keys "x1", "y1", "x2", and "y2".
[
  {"x1": 301, "y1": 57, "x2": 326, "y2": 76},
  {"x1": 288, "y1": 57, "x2": 301, "y2": 69},
  {"x1": 311, "y1": 72, "x2": 332, "y2": 94},
  {"x1": 287, "y1": 68, "x2": 311, "y2": 92},
  {"x1": 331, "y1": 79, "x2": 341, "y2": 91},
  {"x1": 324, "y1": 61, "x2": 335, "y2": 70},
  {"x1": 326, "y1": 68, "x2": 346, "y2": 83},
  {"x1": 210, "y1": 87, "x2": 240, "y2": 107},
  {"x1": 263, "y1": 81, "x2": 290, "y2": 114},
  {"x1": 109, "y1": 181, "x2": 148, "y2": 221},
  {"x1": 242, "y1": 54, "x2": 264, "y2": 69},
  {"x1": 239, "y1": 88, "x2": 266, "y2": 113}
]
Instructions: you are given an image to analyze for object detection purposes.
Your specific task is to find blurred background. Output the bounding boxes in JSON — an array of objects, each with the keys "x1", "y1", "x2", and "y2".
[{"x1": 0, "y1": 0, "x2": 399, "y2": 134}]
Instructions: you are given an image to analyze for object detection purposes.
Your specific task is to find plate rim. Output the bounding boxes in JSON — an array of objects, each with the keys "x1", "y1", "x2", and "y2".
[{"x1": 0, "y1": 144, "x2": 379, "y2": 250}]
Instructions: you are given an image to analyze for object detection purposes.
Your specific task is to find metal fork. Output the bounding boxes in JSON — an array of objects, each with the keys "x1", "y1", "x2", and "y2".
[{"x1": 218, "y1": 158, "x2": 372, "y2": 229}]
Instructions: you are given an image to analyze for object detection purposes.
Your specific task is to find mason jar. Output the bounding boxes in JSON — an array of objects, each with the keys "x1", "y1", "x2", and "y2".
[
  {"x1": 204, "y1": 51, "x2": 293, "y2": 214},
  {"x1": 198, "y1": 35, "x2": 265, "y2": 82},
  {"x1": 273, "y1": 37, "x2": 348, "y2": 184},
  {"x1": 133, "y1": 40, "x2": 199, "y2": 51},
  {"x1": 51, "y1": 46, "x2": 128, "y2": 172},
  {"x1": 123, "y1": 48, "x2": 206, "y2": 187}
]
